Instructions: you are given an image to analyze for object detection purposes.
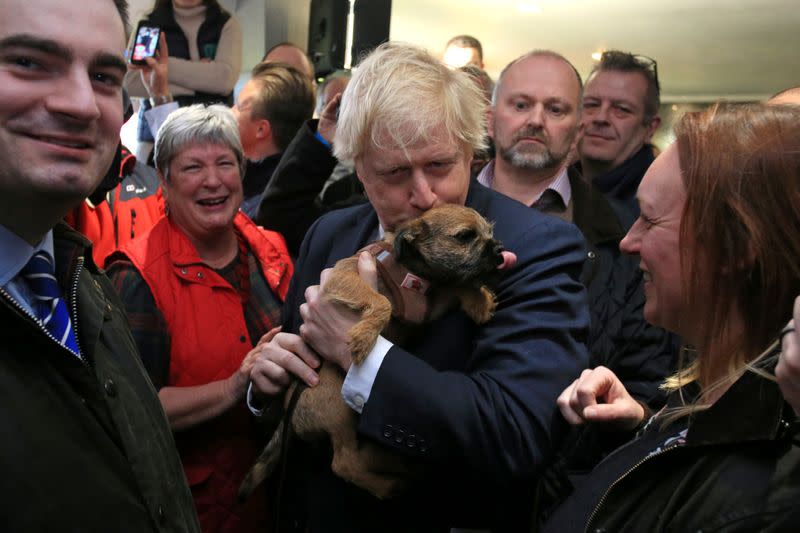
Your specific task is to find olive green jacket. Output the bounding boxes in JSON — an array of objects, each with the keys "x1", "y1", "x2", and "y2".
[{"x1": 0, "y1": 222, "x2": 199, "y2": 532}]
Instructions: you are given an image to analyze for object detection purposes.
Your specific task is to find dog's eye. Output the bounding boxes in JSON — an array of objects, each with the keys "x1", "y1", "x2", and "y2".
[{"x1": 454, "y1": 229, "x2": 477, "y2": 243}]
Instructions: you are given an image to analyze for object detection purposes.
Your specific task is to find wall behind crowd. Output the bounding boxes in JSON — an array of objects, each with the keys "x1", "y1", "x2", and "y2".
[{"x1": 122, "y1": 0, "x2": 768, "y2": 156}]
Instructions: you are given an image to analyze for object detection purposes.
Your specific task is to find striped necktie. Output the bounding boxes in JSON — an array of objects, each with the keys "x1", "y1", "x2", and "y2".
[{"x1": 20, "y1": 251, "x2": 81, "y2": 358}]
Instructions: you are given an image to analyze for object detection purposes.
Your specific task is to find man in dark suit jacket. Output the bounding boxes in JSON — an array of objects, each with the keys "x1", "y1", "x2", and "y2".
[{"x1": 249, "y1": 42, "x2": 590, "y2": 532}]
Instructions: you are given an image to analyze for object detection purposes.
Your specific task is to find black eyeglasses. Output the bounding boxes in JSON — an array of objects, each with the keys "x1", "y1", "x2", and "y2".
[{"x1": 599, "y1": 51, "x2": 660, "y2": 93}]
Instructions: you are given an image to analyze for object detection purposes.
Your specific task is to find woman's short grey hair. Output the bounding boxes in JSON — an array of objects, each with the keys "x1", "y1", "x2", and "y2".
[
  {"x1": 154, "y1": 104, "x2": 246, "y2": 180},
  {"x1": 334, "y1": 42, "x2": 488, "y2": 163}
]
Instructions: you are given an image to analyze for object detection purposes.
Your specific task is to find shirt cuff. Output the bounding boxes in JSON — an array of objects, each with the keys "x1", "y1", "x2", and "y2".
[
  {"x1": 341, "y1": 335, "x2": 392, "y2": 413},
  {"x1": 144, "y1": 101, "x2": 179, "y2": 138},
  {"x1": 246, "y1": 382, "x2": 264, "y2": 416}
]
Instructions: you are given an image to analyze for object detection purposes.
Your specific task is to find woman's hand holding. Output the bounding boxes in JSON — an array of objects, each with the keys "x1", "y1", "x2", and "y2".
[
  {"x1": 249, "y1": 332, "x2": 321, "y2": 397},
  {"x1": 130, "y1": 32, "x2": 171, "y2": 100},
  {"x1": 557, "y1": 366, "x2": 646, "y2": 431}
]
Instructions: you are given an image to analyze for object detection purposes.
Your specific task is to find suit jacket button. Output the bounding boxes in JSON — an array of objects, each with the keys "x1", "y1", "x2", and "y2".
[
  {"x1": 395, "y1": 428, "x2": 405, "y2": 443},
  {"x1": 406, "y1": 434, "x2": 416, "y2": 448},
  {"x1": 419, "y1": 439, "x2": 427, "y2": 453},
  {"x1": 383, "y1": 425, "x2": 393, "y2": 438}
]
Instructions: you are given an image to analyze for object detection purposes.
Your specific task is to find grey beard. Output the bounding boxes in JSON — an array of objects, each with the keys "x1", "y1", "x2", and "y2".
[{"x1": 500, "y1": 143, "x2": 559, "y2": 170}]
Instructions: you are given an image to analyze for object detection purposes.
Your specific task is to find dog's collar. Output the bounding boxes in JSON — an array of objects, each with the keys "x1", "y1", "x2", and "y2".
[{"x1": 359, "y1": 241, "x2": 431, "y2": 324}]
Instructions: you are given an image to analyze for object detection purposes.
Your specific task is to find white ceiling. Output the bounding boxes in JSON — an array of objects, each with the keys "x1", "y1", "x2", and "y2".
[{"x1": 390, "y1": 0, "x2": 800, "y2": 102}]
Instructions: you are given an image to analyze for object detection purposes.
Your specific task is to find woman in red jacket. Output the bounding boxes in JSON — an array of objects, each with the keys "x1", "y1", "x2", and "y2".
[{"x1": 107, "y1": 104, "x2": 292, "y2": 533}]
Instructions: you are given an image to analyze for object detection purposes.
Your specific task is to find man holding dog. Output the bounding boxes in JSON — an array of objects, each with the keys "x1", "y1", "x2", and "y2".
[
  {"x1": 249, "y1": 43, "x2": 590, "y2": 531},
  {"x1": 0, "y1": 0, "x2": 198, "y2": 530}
]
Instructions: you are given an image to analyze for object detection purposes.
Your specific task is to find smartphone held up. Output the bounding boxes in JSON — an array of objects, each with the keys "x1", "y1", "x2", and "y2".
[{"x1": 129, "y1": 22, "x2": 161, "y2": 65}]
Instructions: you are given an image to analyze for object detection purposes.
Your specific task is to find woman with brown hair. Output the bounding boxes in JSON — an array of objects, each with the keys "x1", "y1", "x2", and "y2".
[{"x1": 542, "y1": 102, "x2": 800, "y2": 532}]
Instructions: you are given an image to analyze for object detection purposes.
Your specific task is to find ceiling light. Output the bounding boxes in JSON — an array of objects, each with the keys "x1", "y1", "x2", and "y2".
[
  {"x1": 591, "y1": 51, "x2": 603, "y2": 61},
  {"x1": 518, "y1": 3, "x2": 542, "y2": 14}
]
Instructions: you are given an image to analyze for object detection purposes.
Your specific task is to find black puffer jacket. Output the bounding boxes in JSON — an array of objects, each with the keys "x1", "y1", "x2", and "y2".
[
  {"x1": 527, "y1": 171, "x2": 676, "y2": 530},
  {"x1": 572, "y1": 169, "x2": 676, "y2": 410}
]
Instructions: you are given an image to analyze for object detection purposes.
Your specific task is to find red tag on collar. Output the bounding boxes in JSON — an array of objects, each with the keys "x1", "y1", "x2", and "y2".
[{"x1": 400, "y1": 273, "x2": 429, "y2": 294}]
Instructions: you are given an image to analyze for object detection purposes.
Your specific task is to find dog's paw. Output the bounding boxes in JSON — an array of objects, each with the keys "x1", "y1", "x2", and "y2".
[
  {"x1": 460, "y1": 286, "x2": 496, "y2": 324},
  {"x1": 348, "y1": 325, "x2": 381, "y2": 364}
]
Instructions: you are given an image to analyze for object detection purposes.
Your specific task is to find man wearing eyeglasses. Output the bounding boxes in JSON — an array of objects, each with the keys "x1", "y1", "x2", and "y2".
[{"x1": 576, "y1": 51, "x2": 661, "y2": 227}]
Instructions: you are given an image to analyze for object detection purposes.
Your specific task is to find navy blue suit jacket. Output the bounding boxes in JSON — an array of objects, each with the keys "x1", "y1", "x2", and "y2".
[{"x1": 279, "y1": 180, "x2": 590, "y2": 532}]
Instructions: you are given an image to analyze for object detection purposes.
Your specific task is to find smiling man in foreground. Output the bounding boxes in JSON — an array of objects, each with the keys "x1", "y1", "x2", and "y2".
[{"x1": 0, "y1": 0, "x2": 198, "y2": 530}]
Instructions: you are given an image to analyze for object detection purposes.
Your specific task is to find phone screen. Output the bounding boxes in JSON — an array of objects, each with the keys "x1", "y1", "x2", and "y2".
[{"x1": 130, "y1": 23, "x2": 160, "y2": 64}]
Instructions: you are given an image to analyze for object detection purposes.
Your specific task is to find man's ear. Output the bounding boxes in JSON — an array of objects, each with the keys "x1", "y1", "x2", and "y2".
[
  {"x1": 644, "y1": 115, "x2": 661, "y2": 143},
  {"x1": 256, "y1": 119, "x2": 272, "y2": 141},
  {"x1": 354, "y1": 158, "x2": 367, "y2": 185}
]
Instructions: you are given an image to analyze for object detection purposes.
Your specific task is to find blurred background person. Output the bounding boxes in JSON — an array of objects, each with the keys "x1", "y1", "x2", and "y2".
[
  {"x1": 232, "y1": 62, "x2": 316, "y2": 218},
  {"x1": 443, "y1": 34, "x2": 484, "y2": 69},
  {"x1": 543, "y1": 102, "x2": 800, "y2": 532},
  {"x1": 125, "y1": 0, "x2": 242, "y2": 163},
  {"x1": 459, "y1": 64, "x2": 495, "y2": 174},
  {"x1": 106, "y1": 105, "x2": 293, "y2": 533},
  {"x1": 65, "y1": 91, "x2": 164, "y2": 267},
  {"x1": 262, "y1": 41, "x2": 315, "y2": 83},
  {"x1": 575, "y1": 50, "x2": 661, "y2": 227}
]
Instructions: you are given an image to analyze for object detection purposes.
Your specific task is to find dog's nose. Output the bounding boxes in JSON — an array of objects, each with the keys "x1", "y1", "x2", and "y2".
[{"x1": 493, "y1": 242, "x2": 504, "y2": 265}]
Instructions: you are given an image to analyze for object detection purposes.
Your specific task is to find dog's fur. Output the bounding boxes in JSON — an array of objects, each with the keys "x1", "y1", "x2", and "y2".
[{"x1": 239, "y1": 204, "x2": 504, "y2": 500}]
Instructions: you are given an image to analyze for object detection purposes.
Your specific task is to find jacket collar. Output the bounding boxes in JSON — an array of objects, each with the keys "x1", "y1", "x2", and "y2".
[
  {"x1": 165, "y1": 212, "x2": 291, "y2": 294},
  {"x1": 681, "y1": 367, "x2": 792, "y2": 446},
  {"x1": 568, "y1": 167, "x2": 625, "y2": 246},
  {"x1": 243, "y1": 153, "x2": 282, "y2": 198},
  {"x1": 585, "y1": 144, "x2": 654, "y2": 197},
  {"x1": 53, "y1": 221, "x2": 98, "y2": 282}
]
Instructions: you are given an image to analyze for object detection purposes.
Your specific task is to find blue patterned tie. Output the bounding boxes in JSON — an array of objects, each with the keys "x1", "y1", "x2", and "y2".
[{"x1": 20, "y1": 252, "x2": 81, "y2": 358}]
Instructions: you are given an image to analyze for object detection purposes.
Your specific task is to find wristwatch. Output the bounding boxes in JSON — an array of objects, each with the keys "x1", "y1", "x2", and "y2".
[{"x1": 149, "y1": 93, "x2": 173, "y2": 107}]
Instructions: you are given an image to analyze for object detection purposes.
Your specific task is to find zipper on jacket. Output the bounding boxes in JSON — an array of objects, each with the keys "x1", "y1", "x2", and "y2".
[
  {"x1": 69, "y1": 257, "x2": 91, "y2": 369},
  {"x1": 0, "y1": 257, "x2": 90, "y2": 370},
  {"x1": 584, "y1": 446, "x2": 677, "y2": 532}
]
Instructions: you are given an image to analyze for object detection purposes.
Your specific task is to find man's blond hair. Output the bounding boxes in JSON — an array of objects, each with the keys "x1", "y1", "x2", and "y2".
[{"x1": 334, "y1": 42, "x2": 487, "y2": 163}]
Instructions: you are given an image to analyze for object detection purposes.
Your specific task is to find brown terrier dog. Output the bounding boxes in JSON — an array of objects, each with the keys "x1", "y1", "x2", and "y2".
[{"x1": 239, "y1": 204, "x2": 505, "y2": 500}]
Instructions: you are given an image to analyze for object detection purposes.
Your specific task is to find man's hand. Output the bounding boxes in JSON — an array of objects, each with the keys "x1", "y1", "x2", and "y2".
[
  {"x1": 250, "y1": 332, "x2": 321, "y2": 397},
  {"x1": 129, "y1": 31, "x2": 170, "y2": 99},
  {"x1": 318, "y1": 92, "x2": 342, "y2": 145},
  {"x1": 299, "y1": 252, "x2": 378, "y2": 372},
  {"x1": 778, "y1": 296, "x2": 800, "y2": 415},
  {"x1": 557, "y1": 366, "x2": 645, "y2": 431}
]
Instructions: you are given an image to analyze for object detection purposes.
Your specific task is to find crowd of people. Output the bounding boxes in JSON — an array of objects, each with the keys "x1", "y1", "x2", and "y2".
[{"x1": 0, "y1": 0, "x2": 798, "y2": 532}]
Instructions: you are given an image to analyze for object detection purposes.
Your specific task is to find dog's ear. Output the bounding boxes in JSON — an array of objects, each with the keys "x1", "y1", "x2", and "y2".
[{"x1": 399, "y1": 219, "x2": 427, "y2": 243}]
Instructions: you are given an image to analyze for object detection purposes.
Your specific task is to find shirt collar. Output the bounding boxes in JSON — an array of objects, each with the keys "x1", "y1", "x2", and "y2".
[
  {"x1": 477, "y1": 160, "x2": 572, "y2": 207},
  {"x1": 0, "y1": 225, "x2": 55, "y2": 286}
]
